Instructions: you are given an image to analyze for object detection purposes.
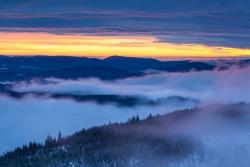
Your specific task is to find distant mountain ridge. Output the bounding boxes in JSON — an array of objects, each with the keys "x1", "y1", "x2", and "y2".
[
  {"x1": 0, "y1": 55, "x2": 214, "y2": 81},
  {"x1": 104, "y1": 56, "x2": 215, "y2": 72},
  {"x1": 0, "y1": 55, "x2": 247, "y2": 81}
]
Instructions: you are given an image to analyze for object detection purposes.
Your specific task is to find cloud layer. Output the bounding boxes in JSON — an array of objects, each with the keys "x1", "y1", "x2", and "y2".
[
  {"x1": 15, "y1": 66, "x2": 250, "y2": 103},
  {"x1": 1, "y1": 67, "x2": 250, "y2": 154}
]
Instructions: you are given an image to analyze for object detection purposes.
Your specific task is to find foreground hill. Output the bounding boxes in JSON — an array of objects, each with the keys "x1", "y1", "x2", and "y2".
[{"x1": 1, "y1": 103, "x2": 250, "y2": 167}]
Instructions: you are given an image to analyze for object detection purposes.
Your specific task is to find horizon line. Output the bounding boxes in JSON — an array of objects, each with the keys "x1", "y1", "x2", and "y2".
[{"x1": 1, "y1": 54, "x2": 250, "y2": 61}]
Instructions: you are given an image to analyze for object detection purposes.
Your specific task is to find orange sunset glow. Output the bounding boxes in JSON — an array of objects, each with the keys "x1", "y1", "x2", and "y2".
[{"x1": 0, "y1": 32, "x2": 250, "y2": 58}]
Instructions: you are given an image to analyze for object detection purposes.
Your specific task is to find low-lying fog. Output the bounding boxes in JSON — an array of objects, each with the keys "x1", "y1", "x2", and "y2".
[
  {"x1": 14, "y1": 66, "x2": 250, "y2": 102},
  {"x1": 1, "y1": 67, "x2": 250, "y2": 154}
]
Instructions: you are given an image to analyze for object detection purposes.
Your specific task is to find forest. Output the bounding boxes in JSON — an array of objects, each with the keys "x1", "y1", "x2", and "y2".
[{"x1": 1, "y1": 103, "x2": 249, "y2": 167}]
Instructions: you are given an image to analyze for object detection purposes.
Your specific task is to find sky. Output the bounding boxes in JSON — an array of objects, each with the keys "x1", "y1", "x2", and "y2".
[{"x1": 0, "y1": 0, "x2": 250, "y2": 58}]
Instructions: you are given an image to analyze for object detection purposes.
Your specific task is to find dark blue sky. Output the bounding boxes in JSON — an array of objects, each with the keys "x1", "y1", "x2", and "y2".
[{"x1": 0, "y1": 0, "x2": 250, "y2": 48}]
